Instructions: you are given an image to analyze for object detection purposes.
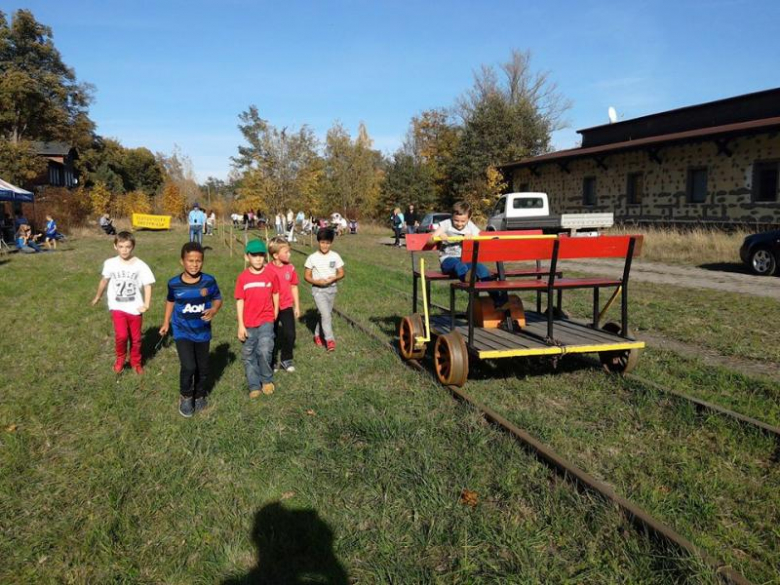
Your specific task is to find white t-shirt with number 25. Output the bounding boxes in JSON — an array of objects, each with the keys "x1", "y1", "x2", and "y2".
[{"x1": 101, "y1": 256, "x2": 156, "y2": 315}]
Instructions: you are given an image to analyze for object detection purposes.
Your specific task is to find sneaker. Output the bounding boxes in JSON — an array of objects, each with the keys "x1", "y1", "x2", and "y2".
[
  {"x1": 280, "y1": 360, "x2": 295, "y2": 373},
  {"x1": 314, "y1": 335, "x2": 324, "y2": 348},
  {"x1": 262, "y1": 382, "x2": 275, "y2": 395},
  {"x1": 113, "y1": 358, "x2": 125, "y2": 374},
  {"x1": 133, "y1": 365, "x2": 144, "y2": 375},
  {"x1": 326, "y1": 340, "x2": 336, "y2": 352},
  {"x1": 194, "y1": 396, "x2": 208, "y2": 413},
  {"x1": 179, "y1": 397, "x2": 194, "y2": 418},
  {"x1": 273, "y1": 362, "x2": 280, "y2": 372},
  {"x1": 249, "y1": 389, "x2": 262, "y2": 399}
]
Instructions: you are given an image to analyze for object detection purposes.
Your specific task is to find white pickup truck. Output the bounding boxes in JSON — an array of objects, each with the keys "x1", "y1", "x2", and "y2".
[{"x1": 486, "y1": 192, "x2": 614, "y2": 234}]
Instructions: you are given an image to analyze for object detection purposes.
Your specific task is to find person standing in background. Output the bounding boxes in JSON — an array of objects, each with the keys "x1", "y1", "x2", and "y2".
[
  {"x1": 405, "y1": 204, "x2": 419, "y2": 235},
  {"x1": 188, "y1": 203, "x2": 206, "y2": 244}
]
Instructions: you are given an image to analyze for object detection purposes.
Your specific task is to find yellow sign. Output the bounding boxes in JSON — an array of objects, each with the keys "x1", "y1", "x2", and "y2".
[{"x1": 132, "y1": 213, "x2": 171, "y2": 230}]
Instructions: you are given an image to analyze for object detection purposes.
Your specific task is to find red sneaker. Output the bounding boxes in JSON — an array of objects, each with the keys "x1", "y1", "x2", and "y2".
[
  {"x1": 326, "y1": 340, "x2": 336, "y2": 352},
  {"x1": 113, "y1": 358, "x2": 125, "y2": 374},
  {"x1": 133, "y1": 365, "x2": 144, "y2": 375},
  {"x1": 314, "y1": 335, "x2": 324, "y2": 347}
]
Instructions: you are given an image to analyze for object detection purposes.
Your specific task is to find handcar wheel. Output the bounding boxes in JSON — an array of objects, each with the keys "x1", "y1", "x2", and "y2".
[
  {"x1": 750, "y1": 247, "x2": 777, "y2": 276},
  {"x1": 434, "y1": 331, "x2": 469, "y2": 387},
  {"x1": 398, "y1": 314, "x2": 426, "y2": 360},
  {"x1": 599, "y1": 321, "x2": 640, "y2": 375}
]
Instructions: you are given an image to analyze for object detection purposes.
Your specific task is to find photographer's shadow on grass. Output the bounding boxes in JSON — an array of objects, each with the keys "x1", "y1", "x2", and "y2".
[
  {"x1": 222, "y1": 502, "x2": 349, "y2": 585},
  {"x1": 299, "y1": 308, "x2": 320, "y2": 335}
]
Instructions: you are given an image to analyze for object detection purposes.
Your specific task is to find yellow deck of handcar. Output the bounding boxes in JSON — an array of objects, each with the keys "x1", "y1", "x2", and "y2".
[{"x1": 430, "y1": 313, "x2": 645, "y2": 359}]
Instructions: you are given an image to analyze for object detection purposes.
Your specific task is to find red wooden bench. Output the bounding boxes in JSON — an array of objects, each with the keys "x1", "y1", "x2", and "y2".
[
  {"x1": 406, "y1": 231, "x2": 561, "y2": 313},
  {"x1": 453, "y1": 234, "x2": 643, "y2": 346}
]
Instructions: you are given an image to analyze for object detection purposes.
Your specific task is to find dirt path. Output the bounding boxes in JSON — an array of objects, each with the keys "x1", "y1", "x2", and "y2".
[{"x1": 559, "y1": 258, "x2": 780, "y2": 300}]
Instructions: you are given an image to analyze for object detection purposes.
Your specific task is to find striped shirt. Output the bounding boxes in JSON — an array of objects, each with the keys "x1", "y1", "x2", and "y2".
[
  {"x1": 166, "y1": 272, "x2": 222, "y2": 342},
  {"x1": 304, "y1": 251, "x2": 344, "y2": 288}
]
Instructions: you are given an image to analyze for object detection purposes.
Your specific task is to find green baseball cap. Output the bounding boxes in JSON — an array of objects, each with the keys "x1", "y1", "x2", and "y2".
[{"x1": 245, "y1": 239, "x2": 267, "y2": 254}]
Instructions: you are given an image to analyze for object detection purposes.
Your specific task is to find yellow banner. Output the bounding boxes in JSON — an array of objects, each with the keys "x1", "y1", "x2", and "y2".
[{"x1": 132, "y1": 213, "x2": 171, "y2": 230}]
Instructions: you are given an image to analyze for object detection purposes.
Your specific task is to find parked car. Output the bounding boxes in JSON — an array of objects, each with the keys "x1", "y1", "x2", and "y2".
[
  {"x1": 739, "y1": 229, "x2": 780, "y2": 275},
  {"x1": 486, "y1": 192, "x2": 613, "y2": 234},
  {"x1": 419, "y1": 212, "x2": 451, "y2": 233}
]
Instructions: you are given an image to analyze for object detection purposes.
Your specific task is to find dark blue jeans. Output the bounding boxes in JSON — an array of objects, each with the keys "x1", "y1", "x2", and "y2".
[
  {"x1": 242, "y1": 322, "x2": 275, "y2": 390},
  {"x1": 440, "y1": 257, "x2": 508, "y2": 307}
]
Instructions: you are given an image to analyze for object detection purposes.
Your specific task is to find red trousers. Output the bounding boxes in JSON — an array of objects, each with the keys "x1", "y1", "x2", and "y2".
[{"x1": 111, "y1": 310, "x2": 143, "y2": 367}]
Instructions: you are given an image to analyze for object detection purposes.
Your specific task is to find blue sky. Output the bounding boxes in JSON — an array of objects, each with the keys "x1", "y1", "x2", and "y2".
[{"x1": 5, "y1": 0, "x2": 780, "y2": 181}]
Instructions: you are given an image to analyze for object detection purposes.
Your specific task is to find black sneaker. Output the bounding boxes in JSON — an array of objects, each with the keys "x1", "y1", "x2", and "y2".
[
  {"x1": 194, "y1": 396, "x2": 208, "y2": 413},
  {"x1": 179, "y1": 396, "x2": 194, "y2": 418}
]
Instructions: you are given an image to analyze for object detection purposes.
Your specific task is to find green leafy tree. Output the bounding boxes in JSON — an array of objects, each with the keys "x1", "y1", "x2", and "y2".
[
  {"x1": 450, "y1": 50, "x2": 570, "y2": 213},
  {"x1": 0, "y1": 9, "x2": 94, "y2": 146},
  {"x1": 406, "y1": 109, "x2": 460, "y2": 207},
  {"x1": 232, "y1": 105, "x2": 322, "y2": 214},
  {"x1": 381, "y1": 152, "x2": 437, "y2": 217}
]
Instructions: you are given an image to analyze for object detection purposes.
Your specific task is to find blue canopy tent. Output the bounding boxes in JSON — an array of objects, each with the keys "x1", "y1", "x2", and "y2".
[{"x1": 0, "y1": 178, "x2": 34, "y2": 202}]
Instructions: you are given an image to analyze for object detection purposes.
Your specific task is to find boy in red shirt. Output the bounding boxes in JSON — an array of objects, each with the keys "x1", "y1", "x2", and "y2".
[
  {"x1": 235, "y1": 239, "x2": 279, "y2": 398},
  {"x1": 267, "y1": 237, "x2": 300, "y2": 372}
]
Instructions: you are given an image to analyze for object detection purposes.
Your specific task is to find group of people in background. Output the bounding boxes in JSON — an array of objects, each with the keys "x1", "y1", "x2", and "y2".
[
  {"x1": 390, "y1": 203, "x2": 419, "y2": 247},
  {"x1": 90, "y1": 226, "x2": 346, "y2": 418},
  {"x1": 1, "y1": 210, "x2": 63, "y2": 253}
]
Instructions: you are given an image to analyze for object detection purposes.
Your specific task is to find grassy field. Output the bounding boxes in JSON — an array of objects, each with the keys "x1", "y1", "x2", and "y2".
[{"x1": 1, "y1": 228, "x2": 778, "y2": 584}]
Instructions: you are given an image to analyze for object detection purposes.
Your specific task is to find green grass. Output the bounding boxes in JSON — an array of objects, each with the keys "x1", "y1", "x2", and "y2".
[{"x1": 0, "y1": 229, "x2": 777, "y2": 583}]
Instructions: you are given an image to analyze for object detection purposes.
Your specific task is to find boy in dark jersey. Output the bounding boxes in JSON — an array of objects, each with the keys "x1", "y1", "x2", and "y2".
[
  {"x1": 159, "y1": 242, "x2": 223, "y2": 417},
  {"x1": 235, "y1": 239, "x2": 279, "y2": 398}
]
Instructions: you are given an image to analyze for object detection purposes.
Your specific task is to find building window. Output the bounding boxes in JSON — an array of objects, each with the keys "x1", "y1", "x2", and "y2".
[
  {"x1": 687, "y1": 167, "x2": 708, "y2": 203},
  {"x1": 753, "y1": 161, "x2": 779, "y2": 202},
  {"x1": 627, "y1": 172, "x2": 643, "y2": 205},
  {"x1": 582, "y1": 177, "x2": 596, "y2": 206}
]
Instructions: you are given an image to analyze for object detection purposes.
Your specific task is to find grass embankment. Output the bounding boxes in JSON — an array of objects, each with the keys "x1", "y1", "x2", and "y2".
[
  {"x1": 1, "y1": 230, "x2": 725, "y2": 584},
  {"x1": 320, "y1": 233, "x2": 780, "y2": 583}
]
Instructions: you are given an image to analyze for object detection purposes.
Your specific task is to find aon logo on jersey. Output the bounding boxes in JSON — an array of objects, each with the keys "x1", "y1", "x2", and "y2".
[{"x1": 182, "y1": 303, "x2": 206, "y2": 314}]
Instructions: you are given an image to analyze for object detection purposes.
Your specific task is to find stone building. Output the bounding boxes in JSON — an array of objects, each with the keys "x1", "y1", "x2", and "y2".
[{"x1": 500, "y1": 88, "x2": 780, "y2": 228}]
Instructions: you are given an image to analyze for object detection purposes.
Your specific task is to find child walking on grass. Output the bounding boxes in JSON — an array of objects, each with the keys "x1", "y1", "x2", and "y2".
[
  {"x1": 91, "y1": 231, "x2": 155, "y2": 375},
  {"x1": 304, "y1": 228, "x2": 345, "y2": 352},
  {"x1": 235, "y1": 239, "x2": 279, "y2": 398},
  {"x1": 159, "y1": 242, "x2": 222, "y2": 418},
  {"x1": 267, "y1": 236, "x2": 300, "y2": 372}
]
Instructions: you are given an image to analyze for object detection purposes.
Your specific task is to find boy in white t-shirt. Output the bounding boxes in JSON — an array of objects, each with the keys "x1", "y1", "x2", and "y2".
[
  {"x1": 91, "y1": 231, "x2": 155, "y2": 374},
  {"x1": 429, "y1": 201, "x2": 507, "y2": 307},
  {"x1": 304, "y1": 228, "x2": 345, "y2": 352}
]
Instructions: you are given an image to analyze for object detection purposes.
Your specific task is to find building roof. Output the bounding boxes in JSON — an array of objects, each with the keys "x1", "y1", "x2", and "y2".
[
  {"x1": 500, "y1": 115, "x2": 780, "y2": 170},
  {"x1": 32, "y1": 141, "x2": 76, "y2": 156}
]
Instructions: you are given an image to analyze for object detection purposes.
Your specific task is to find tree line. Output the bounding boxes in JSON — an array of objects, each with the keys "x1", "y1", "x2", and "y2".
[
  {"x1": 229, "y1": 50, "x2": 571, "y2": 220},
  {"x1": 0, "y1": 8, "x2": 571, "y2": 226}
]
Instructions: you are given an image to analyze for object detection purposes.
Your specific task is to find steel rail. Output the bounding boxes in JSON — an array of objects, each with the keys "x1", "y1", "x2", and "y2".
[
  {"x1": 289, "y1": 244, "x2": 754, "y2": 583},
  {"x1": 326, "y1": 300, "x2": 752, "y2": 585},
  {"x1": 301, "y1": 244, "x2": 780, "y2": 443}
]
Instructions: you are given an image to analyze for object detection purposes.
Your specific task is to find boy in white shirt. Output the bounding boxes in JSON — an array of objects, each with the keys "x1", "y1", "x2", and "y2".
[
  {"x1": 304, "y1": 229, "x2": 345, "y2": 352},
  {"x1": 91, "y1": 231, "x2": 155, "y2": 374},
  {"x1": 429, "y1": 201, "x2": 507, "y2": 308}
]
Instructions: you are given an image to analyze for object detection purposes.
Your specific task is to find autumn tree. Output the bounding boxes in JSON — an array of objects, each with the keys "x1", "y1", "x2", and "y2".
[
  {"x1": 160, "y1": 182, "x2": 185, "y2": 218},
  {"x1": 405, "y1": 109, "x2": 460, "y2": 206},
  {"x1": 232, "y1": 106, "x2": 322, "y2": 214},
  {"x1": 0, "y1": 140, "x2": 46, "y2": 186},
  {"x1": 89, "y1": 181, "x2": 112, "y2": 215},
  {"x1": 322, "y1": 122, "x2": 384, "y2": 218}
]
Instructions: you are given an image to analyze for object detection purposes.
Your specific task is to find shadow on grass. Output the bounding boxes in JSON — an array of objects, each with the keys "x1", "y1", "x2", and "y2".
[
  {"x1": 299, "y1": 308, "x2": 320, "y2": 335},
  {"x1": 698, "y1": 261, "x2": 751, "y2": 275},
  {"x1": 368, "y1": 315, "x2": 399, "y2": 338},
  {"x1": 141, "y1": 326, "x2": 168, "y2": 364},
  {"x1": 221, "y1": 502, "x2": 349, "y2": 585},
  {"x1": 204, "y1": 342, "x2": 236, "y2": 396}
]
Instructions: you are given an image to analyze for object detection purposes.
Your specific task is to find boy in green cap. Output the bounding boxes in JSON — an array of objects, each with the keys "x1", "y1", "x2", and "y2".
[{"x1": 235, "y1": 239, "x2": 280, "y2": 398}]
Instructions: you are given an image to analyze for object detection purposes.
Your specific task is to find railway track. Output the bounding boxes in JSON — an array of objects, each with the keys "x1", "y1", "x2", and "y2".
[
  {"x1": 287, "y1": 243, "x2": 759, "y2": 584},
  {"x1": 301, "y1": 243, "x2": 780, "y2": 444}
]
